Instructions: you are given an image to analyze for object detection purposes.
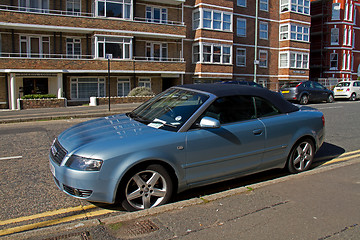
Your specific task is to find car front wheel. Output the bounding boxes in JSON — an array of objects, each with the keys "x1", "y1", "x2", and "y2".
[
  {"x1": 287, "y1": 139, "x2": 314, "y2": 173},
  {"x1": 120, "y1": 164, "x2": 173, "y2": 211}
]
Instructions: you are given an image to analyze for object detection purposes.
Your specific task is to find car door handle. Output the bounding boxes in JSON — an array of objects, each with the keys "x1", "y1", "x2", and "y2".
[{"x1": 253, "y1": 129, "x2": 263, "y2": 136}]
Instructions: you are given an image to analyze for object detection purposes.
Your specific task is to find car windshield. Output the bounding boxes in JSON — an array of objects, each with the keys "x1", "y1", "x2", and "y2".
[
  {"x1": 128, "y1": 88, "x2": 209, "y2": 131},
  {"x1": 336, "y1": 82, "x2": 350, "y2": 87}
]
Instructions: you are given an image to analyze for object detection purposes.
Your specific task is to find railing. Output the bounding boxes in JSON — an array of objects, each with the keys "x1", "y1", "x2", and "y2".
[
  {"x1": 0, "y1": 4, "x2": 184, "y2": 26},
  {"x1": 0, "y1": 53, "x2": 185, "y2": 62}
]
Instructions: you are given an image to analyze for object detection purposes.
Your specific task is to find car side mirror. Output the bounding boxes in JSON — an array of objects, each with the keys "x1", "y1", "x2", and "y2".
[{"x1": 199, "y1": 117, "x2": 220, "y2": 129}]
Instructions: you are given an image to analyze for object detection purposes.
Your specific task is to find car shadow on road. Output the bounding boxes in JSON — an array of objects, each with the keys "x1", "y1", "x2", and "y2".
[{"x1": 92, "y1": 142, "x2": 345, "y2": 211}]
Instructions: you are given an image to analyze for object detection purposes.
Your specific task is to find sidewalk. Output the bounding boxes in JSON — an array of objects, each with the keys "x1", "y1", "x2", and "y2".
[
  {"x1": 0, "y1": 103, "x2": 141, "y2": 124},
  {"x1": 5, "y1": 159, "x2": 360, "y2": 240}
]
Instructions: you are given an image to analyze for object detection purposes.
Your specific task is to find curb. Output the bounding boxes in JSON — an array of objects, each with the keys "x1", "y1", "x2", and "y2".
[{"x1": 6, "y1": 157, "x2": 359, "y2": 240}]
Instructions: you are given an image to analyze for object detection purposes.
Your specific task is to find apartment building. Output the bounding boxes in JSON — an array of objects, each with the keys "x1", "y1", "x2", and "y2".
[
  {"x1": 310, "y1": 0, "x2": 360, "y2": 82},
  {"x1": 0, "y1": 0, "x2": 312, "y2": 110},
  {"x1": 0, "y1": 0, "x2": 186, "y2": 109},
  {"x1": 184, "y1": 0, "x2": 311, "y2": 89}
]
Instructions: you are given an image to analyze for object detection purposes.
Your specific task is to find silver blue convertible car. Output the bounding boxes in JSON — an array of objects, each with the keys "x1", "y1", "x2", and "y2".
[{"x1": 50, "y1": 84, "x2": 325, "y2": 211}]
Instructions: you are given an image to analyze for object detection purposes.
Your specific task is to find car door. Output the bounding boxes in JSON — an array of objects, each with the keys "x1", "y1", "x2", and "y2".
[
  {"x1": 184, "y1": 96, "x2": 265, "y2": 185},
  {"x1": 312, "y1": 82, "x2": 328, "y2": 101}
]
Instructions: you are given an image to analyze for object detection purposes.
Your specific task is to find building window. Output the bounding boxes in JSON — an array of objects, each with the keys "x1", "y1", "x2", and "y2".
[
  {"x1": 66, "y1": 38, "x2": 81, "y2": 58},
  {"x1": 71, "y1": 77, "x2": 105, "y2": 99},
  {"x1": 331, "y1": 28, "x2": 339, "y2": 45},
  {"x1": 146, "y1": 42, "x2": 168, "y2": 61},
  {"x1": 279, "y1": 52, "x2": 308, "y2": 69},
  {"x1": 330, "y1": 53, "x2": 338, "y2": 70},
  {"x1": 259, "y1": 50, "x2": 268, "y2": 68},
  {"x1": 236, "y1": 48, "x2": 246, "y2": 67},
  {"x1": 260, "y1": 0, "x2": 268, "y2": 11},
  {"x1": 66, "y1": 0, "x2": 80, "y2": 14},
  {"x1": 280, "y1": 23, "x2": 309, "y2": 42},
  {"x1": 280, "y1": 0, "x2": 309, "y2": 15},
  {"x1": 146, "y1": 6, "x2": 167, "y2": 23},
  {"x1": 118, "y1": 78, "x2": 131, "y2": 97},
  {"x1": 97, "y1": 0, "x2": 132, "y2": 19},
  {"x1": 237, "y1": 18, "x2": 246, "y2": 37},
  {"x1": 193, "y1": 9, "x2": 232, "y2": 32},
  {"x1": 332, "y1": 3, "x2": 341, "y2": 20},
  {"x1": 258, "y1": 79, "x2": 268, "y2": 88},
  {"x1": 19, "y1": 0, "x2": 49, "y2": 13},
  {"x1": 20, "y1": 35, "x2": 50, "y2": 58},
  {"x1": 96, "y1": 36, "x2": 132, "y2": 59},
  {"x1": 193, "y1": 43, "x2": 232, "y2": 64},
  {"x1": 139, "y1": 78, "x2": 151, "y2": 88},
  {"x1": 259, "y1": 22, "x2": 268, "y2": 40},
  {"x1": 237, "y1": 0, "x2": 246, "y2": 7},
  {"x1": 279, "y1": 52, "x2": 288, "y2": 68}
]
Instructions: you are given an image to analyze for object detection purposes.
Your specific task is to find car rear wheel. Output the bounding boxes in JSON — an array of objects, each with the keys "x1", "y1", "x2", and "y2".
[
  {"x1": 120, "y1": 164, "x2": 173, "y2": 211},
  {"x1": 349, "y1": 93, "x2": 356, "y2": 101},
  {"x1": 287, "y1": 139, "x2": 314, "y2": 174},
  {"x1": 300, "y1": 95, "x2": 309, "y2": 105}
]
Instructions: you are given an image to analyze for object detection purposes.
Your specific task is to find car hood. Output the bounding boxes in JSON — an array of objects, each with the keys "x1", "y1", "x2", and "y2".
[{"x1": 58, "y1": 114, "x2": 160, "y2": 154}]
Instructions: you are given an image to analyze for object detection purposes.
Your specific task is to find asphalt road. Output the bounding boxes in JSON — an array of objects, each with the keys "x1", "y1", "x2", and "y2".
[{"x1": 0, "y1": 100, "x2": 359, "y2": 237}]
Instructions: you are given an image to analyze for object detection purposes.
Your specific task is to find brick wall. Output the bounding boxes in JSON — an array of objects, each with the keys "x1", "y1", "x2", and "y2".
[{"x1": 20, "y1": 98, "x2": 66, "y2": 109}]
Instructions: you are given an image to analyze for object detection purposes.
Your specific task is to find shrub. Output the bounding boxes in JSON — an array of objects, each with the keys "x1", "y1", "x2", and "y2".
[
  {"x1": 22, "y1": 94, "x2": 57, "y2": 99},
  {"x1": 127, "y1": 87, "x2": 155, "y2": 97}
]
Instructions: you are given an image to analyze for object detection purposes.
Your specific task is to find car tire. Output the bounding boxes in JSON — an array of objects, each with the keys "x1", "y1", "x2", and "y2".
[
  {"x1": 349, "y1": 93, "x2": 357, "y2": 101},
  {"x1": 299, "y1": 95, "x2": 309, "y2": 105},
  {"x1": 120, "y1": 164, "x2": 173, "y2": 211},
  {"x1": 327, "y1": 94, "x2": 334, "y2": 103},
  {"x1": 287, "y1": 139, "x2": 314, "y2": 174}
]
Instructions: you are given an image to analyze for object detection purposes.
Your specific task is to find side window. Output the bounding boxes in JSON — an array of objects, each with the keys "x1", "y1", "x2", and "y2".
[
  {"x1": 313, "y1": 82, "x2": 324, "y2": 89},
  {"x1": 254, "y1": 97, "x2": 280, "y2": 118},
  {"x1": 202, "y1": 95, "x2": 255, "y2": 124}
]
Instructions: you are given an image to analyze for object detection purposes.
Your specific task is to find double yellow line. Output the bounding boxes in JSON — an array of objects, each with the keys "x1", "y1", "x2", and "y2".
[
  {"x1": 0, "y1": 204, "x2": 116, "y2": 237},
  {"x1": 1, "y1": 149, "x2": 359, "y2": 237}
]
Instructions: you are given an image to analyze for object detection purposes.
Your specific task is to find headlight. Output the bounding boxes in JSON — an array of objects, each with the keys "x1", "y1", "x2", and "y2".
[{"x1": 65, "y1": 155, "x2": 103, "y2": 171}]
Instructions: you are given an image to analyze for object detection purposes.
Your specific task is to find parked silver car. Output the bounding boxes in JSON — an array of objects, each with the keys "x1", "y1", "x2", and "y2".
[
  {"x1": 50, "y1": 84, "x2": 325, "y2": 211},
  {"x1": 333, "y1": 81, "x2": 360, "y2": 101}
]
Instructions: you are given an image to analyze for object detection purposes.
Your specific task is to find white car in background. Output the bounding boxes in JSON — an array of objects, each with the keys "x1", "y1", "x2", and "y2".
[{"x1": 333, "y1": 81, "x2": 360, "y2": 101}]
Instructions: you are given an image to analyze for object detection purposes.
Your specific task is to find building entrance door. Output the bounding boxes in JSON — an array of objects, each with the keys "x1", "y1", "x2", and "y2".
[{"x1": 23, "y1": 78, "x2": 48, "y2": 95}]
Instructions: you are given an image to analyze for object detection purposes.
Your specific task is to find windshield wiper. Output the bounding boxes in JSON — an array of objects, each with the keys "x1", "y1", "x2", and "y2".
[{"x1": 127, "y1": 112, "x2": 177, "y2": 128}]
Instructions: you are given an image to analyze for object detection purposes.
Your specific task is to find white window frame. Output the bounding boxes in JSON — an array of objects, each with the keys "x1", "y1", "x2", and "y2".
[
  {"x1": 237, "y1": 18, "x2": 246, "y2": 37},
  {"x1": 279, "y1": 52, "x2": 289, "y2": 68},
  {"x1": 20, "y1": 35, "x2": 50, "y2": 58},
  {"x1": 66, "y1": 0, "x2": 81, "y2": 14},
  {"x1": 192, "y1": 8, "x2": 232, "y2": 32},
  {"x1": 193, "y1": 43, "x2": 232, "y2": 64},
  {"x1": 280, "y1": 0, "x2": 309, "y2": 15},
  {"x1": 146, "y1": 42, "x2": 168, "y2": 61},
  {"x1": 330, "y1": 53, "x2": 338, "y2": 70},
  {"x1": 259, "y1": 22, "x2": 268, "y2": 40},
  {"x1": 138, "y1": 78, "x2": 151, "y2": 89},
  {"x1": 117, "y1": 77, "x2": 131, "y2": 97},
  {"x1": 259, "y1": 50, "x2": 268, "y2": 68},
  {"x1": 70, "y1": 77, "x2": 106, "y2": 99},
  {"x1": 331, "y1": 28, "x2": 339, "y2": 45},
  {"x1": 280, "y1": 23, "x2": 309, "y2": 42},
  {"x1": 96, "y1": 0, "x2": 132, "y2": 19},
  {"x1": 95, "y1": 36, "x2": 132, "y2": 59},
  {"x1": 236, "y1": 48, "x2": 246, "y2": 67},
  {"x1": 146, "y1": 6, "x2": 167, "y2": 23},
  {"x1": 279, "y1": 51, "x2": 308, "y2": 69},
  {"x1": 332, "y1": 3, "x2": 341, "y2": 20},
  {"x1": 66, "y1": 38, "x2": 81, "y2": 58},
  {"x1": 19, "y1": 0, "x2": 49, "y2": 13},
  {"x1": 260, "y1": 0, "x2": 268, "y2": 11}
]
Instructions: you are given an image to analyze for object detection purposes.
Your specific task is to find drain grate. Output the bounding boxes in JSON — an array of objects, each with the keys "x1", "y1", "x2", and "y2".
[
  {"x1": 126, "y1": 220, "x2": 159, "y2": 236},
  {"x1": 42, "y1": 231, "x2": 91, "y2": 240}
]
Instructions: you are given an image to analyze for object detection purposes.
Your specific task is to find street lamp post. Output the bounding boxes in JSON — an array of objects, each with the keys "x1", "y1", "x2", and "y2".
[
  {"x1": 254, "y1": 0, "x2": 259, "y2": 83},
  {"x1": 106, "y1": 54, "x2": 112, "y2": 111}
]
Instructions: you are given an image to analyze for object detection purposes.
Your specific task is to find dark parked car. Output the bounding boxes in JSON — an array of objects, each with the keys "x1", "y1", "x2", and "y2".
[
  {"x1": 50, "y1": 84, "x2": 325, "y2": 211},
  {"x1": 220, "y1": 80, "x2": 263, "y2": 88},
  {"x1": 280, "y1": 81, "x2": 334, "y2": 105}
]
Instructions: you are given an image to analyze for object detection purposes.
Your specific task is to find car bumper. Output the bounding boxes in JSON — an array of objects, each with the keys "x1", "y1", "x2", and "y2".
[
  {"x1": 334, "y1": 91, "x2": 351, "y2": 98},
  {"x1": 49, "y1": 158, "x2": 116, "y2": 204}
]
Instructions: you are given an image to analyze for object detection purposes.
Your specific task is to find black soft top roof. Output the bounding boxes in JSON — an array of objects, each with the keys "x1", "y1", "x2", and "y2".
[{"x1": 178, "y1": 84, "x2": 299, "y2": 113}]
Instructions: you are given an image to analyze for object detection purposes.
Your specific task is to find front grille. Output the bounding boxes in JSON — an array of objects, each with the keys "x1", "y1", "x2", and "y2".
[
  {"x1": 50, "y1": 139, "x2": 67, "y2": 165},
  {"x1": 63, "y1": 184, "x2": 93, "y2": 197}
]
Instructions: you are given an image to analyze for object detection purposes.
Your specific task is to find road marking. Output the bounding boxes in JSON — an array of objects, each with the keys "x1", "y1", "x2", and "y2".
[
  {"x1": 0, "y1": 209, "x2": 115, "y2": 237},
  {"x1": 320, "y1": 149, "x2": 360, "y2": 166},
  {"x1": 0, "y1": 156, "x2": 22, "y2": 161},
  {"x1": 0, "y1": 205, "x2": 96, "y2": 226}
]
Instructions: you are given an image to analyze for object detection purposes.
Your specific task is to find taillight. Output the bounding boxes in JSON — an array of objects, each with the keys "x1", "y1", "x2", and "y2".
[
  {"x1": 322, "y1": 115, "x2": 325, "y2": 127},
  {"x1": 346, "y1": 88, "x2": 350, "y2": 92}
]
